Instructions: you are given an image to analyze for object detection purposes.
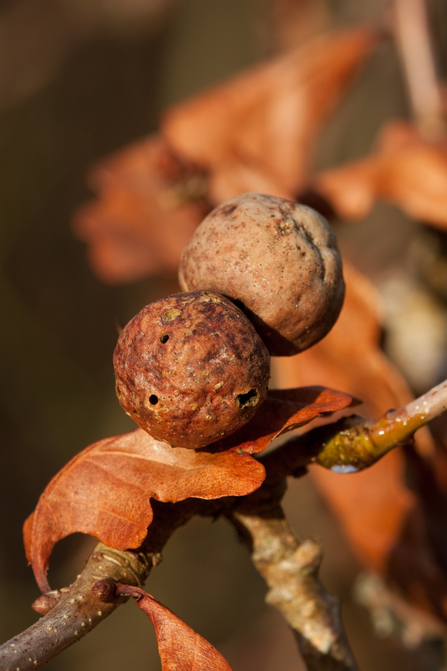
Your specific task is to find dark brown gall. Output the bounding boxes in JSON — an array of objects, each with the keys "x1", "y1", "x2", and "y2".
[
  {"x1": 179, "y1": 193, "x2": 345, "y2": 356},
  {"x1": 113, "y1": 291, "x2": 270, "y2": 449}
]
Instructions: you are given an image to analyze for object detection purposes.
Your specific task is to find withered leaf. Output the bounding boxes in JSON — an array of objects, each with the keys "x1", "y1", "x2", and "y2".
[
  {"x1": 72, "y1": 135, "x2": 210, "y2": 284},
  {"x1": 212, "y1": 386, "x2": 357, "y2": 455},
  {"x1": 309, "y1": 120, "x2": 447, "y2": 227},
  {"x1": 163, "y1": 27, "x2": 379, "y2": 204},
  {"x1": 24, "y1": 387, "x2": 354, "y2": 593},
  {"x1": 24, "y1": 428, "x2": 265, "y2": 593},
  {"x1": 115, "y1": 583, "x2": 233, "y2": 671}
]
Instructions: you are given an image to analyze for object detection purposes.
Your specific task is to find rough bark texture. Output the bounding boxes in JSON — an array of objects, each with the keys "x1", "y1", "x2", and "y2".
[{"x1": 230, "y1": 510, "x2": 359, "y2": 671}]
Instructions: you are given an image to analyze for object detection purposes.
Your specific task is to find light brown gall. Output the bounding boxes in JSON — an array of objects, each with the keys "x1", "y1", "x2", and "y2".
[
  {"x1": 178, "y1": 193, "x2": 345, "y2": 356},
  {"x1": 113, "y1": 291, "x2": 270, "y2": 449}
]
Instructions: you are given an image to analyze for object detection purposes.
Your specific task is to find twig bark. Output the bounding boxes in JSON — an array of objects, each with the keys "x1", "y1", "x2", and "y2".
[
  {"x1": 0, "y1": 543, "x2": 151, "y2": 670},
  {"x1": 266, "y1": 377, "x2": 447, "y2": 475},
  {"x1": 392, "y1": 0, "x2": 446, "y2": 138},
  {"x1": 229, "y1": 508, "x2": 359, "y2": 671}
]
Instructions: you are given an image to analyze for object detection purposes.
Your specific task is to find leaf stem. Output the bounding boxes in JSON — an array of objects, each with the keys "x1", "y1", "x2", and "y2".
[{"x1": 316, "y1": 377, "x2": 447, "y2": 471}]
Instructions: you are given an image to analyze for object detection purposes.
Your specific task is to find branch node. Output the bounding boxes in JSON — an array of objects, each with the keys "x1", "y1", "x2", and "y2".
[
  {"x1": 91, "y1": 580, "x2": 117, "y2": 603},
  {"x1": 294, "y1": 536, "x2": 324, "y2": 574},
  {"x1": 32, "y1": 589, "x2": 69, "y2": 615}
]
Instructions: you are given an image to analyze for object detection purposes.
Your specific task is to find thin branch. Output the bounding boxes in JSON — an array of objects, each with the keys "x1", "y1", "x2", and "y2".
[
  {"x1": 0, "y1": 543, "x2": 151, "y2": 670},
  {"x1": 392, "y1": 0, "x2": 446, "y2": 138},
  {"x1": 265, "y1": 377, "x2": 447, "y2": 475},
  {"x1": 229, "y1": 507, "x2": 360, "y2": 671},
  {"x1": 0, "y1": 500, "x2": 204, "y2": 671}
]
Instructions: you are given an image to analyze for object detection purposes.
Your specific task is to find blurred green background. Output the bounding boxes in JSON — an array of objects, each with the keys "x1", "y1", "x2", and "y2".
[{"x1": 1, "y1": 0, "x2": 447, "y2": 669}]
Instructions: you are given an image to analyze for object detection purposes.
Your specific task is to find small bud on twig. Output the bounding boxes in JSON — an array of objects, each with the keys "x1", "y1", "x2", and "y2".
[{"x1": 92, "y1": 579, "x2": 117, "y2": 603}]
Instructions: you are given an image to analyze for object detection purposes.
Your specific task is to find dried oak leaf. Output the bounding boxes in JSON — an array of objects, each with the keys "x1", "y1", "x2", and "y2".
[
  {"x1": 24, "y1": 428, "x2": 265, "y2": 593},
  {"x1": 113, "y1": 583, "x2": 233, "y2": 671},
  {"x1": 309, "y1": 120, "x2": 447, "y2": 227},
  {"x1": 72, "y1": 135, "x2": 211, "y2": 284},
  {"x1": 162, "y1": 27, "x2": 379, "y2": 205},
  {"x1": 24, "y1": 387, "x2": 354, "y2": 593}
]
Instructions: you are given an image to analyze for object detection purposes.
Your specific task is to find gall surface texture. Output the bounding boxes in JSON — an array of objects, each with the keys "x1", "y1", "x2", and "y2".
[
  {"x1": 114, "y1": 291, "x2": 270, "y2": 449},
  {"x1": 179, "y1": 193, "x2": 345, "y2": 355}
]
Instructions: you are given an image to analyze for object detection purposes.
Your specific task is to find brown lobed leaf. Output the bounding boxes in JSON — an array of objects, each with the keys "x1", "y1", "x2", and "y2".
[
  {"x1": 309, "y1": 120, "x2": 447, "y2": 227},
  {"x1": 72, "y1": 135, "x2": 210, "y2": 284},
  {"x1": 114, "y1": 583, "x2": 233, "y2": 671},
  {"x1": 24, "y1": 428, "x2": 265, "y2": 593},
  {"x1": 162, "y1": 27, "x2": 379, "y2": 205},
  {"x1": 24, "y1": 387, "x2": 355, "y2": 593}
]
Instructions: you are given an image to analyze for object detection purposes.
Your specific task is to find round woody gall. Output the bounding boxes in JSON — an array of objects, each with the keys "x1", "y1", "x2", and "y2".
[
  {"x1": 179, "y1": 192, "x2": 345, "y2": 356},
  {"x1": 114, "y1": 290, "x2": 270, "y2": 449}
]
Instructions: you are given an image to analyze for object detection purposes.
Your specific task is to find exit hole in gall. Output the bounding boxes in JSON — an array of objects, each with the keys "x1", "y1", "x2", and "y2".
[{"x1": 236, "y1": 389, "x2": 259, "y2": 408}]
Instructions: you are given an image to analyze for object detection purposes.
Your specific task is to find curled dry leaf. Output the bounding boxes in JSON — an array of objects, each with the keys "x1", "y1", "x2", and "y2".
[
  {"x1": 72, "y1": 135, "x2": 210, "y2": 284},
  {"x1": 113, "y1": 583, "x2": 233, "y2": 671},
  {"x1": 24, "y1": 387, "x2": 354, "y2": 593},
  {"x1": 24, "y1": 428, "x2": 266, "y2": 593},
  {"x1": 309, "y1": 120, "x2": 447, "y2": 227},
  {"x1": 162, "y1": 26, "x2": 379, "y2": 204},
  {"x1": 272, "y1": 262, "x2": 447, "y2": 621}
]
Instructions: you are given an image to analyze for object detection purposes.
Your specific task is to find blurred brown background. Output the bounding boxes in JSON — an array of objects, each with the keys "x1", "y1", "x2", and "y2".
[{"x1": 1, "y1": 0, "x2": 447, "y2": 669}]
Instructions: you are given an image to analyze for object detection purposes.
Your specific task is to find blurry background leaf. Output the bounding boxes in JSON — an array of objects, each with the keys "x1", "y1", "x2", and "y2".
[
  {"x1": 162, "y1": 26, "x2": 380, "y2": 203},
  {"x1": 309, "y1": 120, "x2": 447, "y2": 226},
  {"x1": 273, "y1": 261, "x2": 447, "y2": 622},
  {"x1": 73, "y1": 135, "x2": 210, "y2": 283}
]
